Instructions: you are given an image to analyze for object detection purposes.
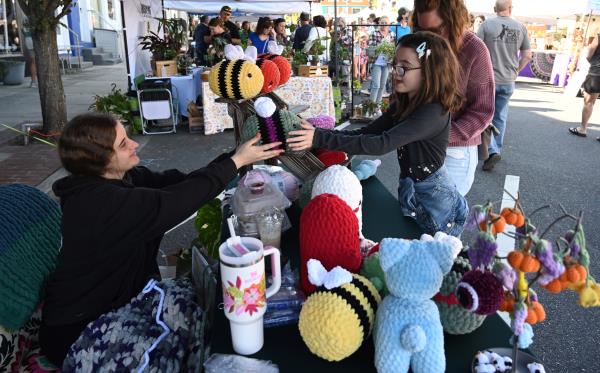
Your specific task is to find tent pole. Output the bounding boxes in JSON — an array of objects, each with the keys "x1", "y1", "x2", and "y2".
[
  {"x1": 120, "y1": 0, "x2": 132, "y2": 90},
  {"x1": 334, "y1": 0, "x2": 338, "y2": 87}
]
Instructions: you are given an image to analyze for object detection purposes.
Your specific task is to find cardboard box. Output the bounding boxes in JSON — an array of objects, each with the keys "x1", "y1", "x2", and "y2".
[
  {"x1": 187, "y1": 102, "x2": 204, "y2": 134},
  {"x1": 154, "y1": 59, "x2": 178, "y2": 77}
]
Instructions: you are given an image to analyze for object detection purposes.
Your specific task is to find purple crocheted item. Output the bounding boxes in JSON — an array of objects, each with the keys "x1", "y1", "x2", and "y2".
[
  {"x1": 456, "y1": 270, "x2": 503, "y2": 316},
  {"x1": 264, "y1": 116, "x2": 279, "y2": 143},
  {"x1": 307, "y1": 115, "x2": 335, "y2": 130}
]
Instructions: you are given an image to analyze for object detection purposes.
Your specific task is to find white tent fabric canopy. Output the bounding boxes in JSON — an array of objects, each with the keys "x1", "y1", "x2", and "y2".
[
  {"x1": 465, "y1": 0, "x2": 590, "y2": 20},
  {"x1": 163, "y1": 0, "x2": 312, "y2": 14}
]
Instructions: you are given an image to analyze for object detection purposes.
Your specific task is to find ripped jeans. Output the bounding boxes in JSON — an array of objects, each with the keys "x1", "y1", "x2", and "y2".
[{"x1": 397, "y1": 166, "x2": 468, "y2": 237}]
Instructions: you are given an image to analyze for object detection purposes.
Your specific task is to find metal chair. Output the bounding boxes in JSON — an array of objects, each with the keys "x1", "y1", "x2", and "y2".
[{"x1": 137, "y1": 78, "x2": 178, "y2": 135}]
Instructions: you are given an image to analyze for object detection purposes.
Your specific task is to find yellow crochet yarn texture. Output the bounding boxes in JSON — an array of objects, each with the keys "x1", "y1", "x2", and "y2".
[
  {"x1": 208, "y1": 59, "x2": 264, "y2": 100},
  {"x1": 298, "y1": 274, "x2": 381, "y2": 361}
]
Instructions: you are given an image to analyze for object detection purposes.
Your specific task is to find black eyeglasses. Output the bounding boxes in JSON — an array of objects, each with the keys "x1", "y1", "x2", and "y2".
[{"x1": 392, "y1": 65, "x2": 421, "y2": 77}]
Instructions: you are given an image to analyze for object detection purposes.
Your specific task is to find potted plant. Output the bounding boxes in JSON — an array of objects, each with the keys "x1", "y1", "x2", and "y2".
[
  {"x1": 138, "y1": 18, "x2": 187, "y2": 75},
  {"x1": 308, "y1": 36, "x2": 329, "y2": 66},
  {"x1": 89, "y1": 84, "x2": 141, "y2": 134},
  {"x1": 292, "y1": 52, "x2": 308, "y2": 75},
  {"x1": 375, "y1": 41, "x2": 396, "y2": 63},
  {"x1": 0, "y1": 59, "x2": 26, "y2": 85},
  {"x1": 361, "y1": 100, "x2": 378, "y2": 118},
  {"x1": 177, "y1": 54, "x2": 194, "y2": 75}
]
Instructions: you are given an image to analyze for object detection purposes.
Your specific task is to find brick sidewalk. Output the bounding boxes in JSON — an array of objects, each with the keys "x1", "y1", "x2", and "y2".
[{"x1": 0, "y1": 134, "x2": 61, "y2": 186}]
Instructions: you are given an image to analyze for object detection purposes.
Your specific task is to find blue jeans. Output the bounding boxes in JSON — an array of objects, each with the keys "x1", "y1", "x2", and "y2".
[
  {"x1": 370, "y1": 64, "x2": 390, "y2": 103},
  {"x1": 489, "y1": 83, "x2": 515, "y2": 155},
  {"x1": 397, "y1": 166, "x2": 468, "y2": 237}
]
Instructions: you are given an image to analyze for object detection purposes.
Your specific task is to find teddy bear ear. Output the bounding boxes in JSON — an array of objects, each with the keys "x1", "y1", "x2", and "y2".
[
  {"x1": 379, "y1": 238, "x2": 411, "y2": 272},
  {"x1": 430, "y1": 241, "x2": 456, "y2": 274}
]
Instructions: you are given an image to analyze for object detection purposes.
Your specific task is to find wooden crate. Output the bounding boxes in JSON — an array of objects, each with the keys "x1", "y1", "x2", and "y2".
[
  {"x1": 297, "y1": 65, "x2": 329, "y2": 77},
  {"x1": 154, "y1": 59, "x2": 178, "y2": 77}
]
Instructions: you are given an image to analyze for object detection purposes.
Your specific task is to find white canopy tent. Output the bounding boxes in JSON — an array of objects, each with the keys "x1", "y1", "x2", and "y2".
[
  {"x1": 464, "y1": 0, "x2": 590, "y2": 20},
  {"x1": 163, "y1": 0, "x2": 313, "y2": 15}
]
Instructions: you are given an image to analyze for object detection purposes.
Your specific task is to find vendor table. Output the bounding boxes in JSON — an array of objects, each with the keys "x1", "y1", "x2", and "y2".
[
  {"x1": 519, "y1": 50, "x2": 570, "y2": 86},
  {"x1": 201, "y1": 76, "x2": 336, "y2": 135},
  {"x1": 148, "y1": 67, "x2": 203, "y2": 117},
  {"x1": 211, "y1": 177, "x2": 521, "y2": 372}
]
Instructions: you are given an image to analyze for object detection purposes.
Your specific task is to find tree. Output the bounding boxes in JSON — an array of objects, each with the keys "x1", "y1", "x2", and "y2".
[{"x1": 17, "y1": 0, "x2": 73, "y2": 133}]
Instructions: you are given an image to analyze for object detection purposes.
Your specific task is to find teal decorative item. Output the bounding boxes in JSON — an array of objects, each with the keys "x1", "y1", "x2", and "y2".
[{"x1": 0, "y1": 184, "x2": 61, "y2": 330}]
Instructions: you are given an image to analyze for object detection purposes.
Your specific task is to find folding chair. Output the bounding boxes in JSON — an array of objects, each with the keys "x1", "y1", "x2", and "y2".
[{"x1": 137, "y1": 78, "x2": 178, "y2": 135}]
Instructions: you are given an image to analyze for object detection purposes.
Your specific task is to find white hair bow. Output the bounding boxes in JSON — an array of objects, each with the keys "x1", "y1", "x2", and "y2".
[
  {"x1": 307, "y1": 259, "x2": 353, "y2": 289},
  {"x1": 224, "y1": 45, "x2": 258, "y2": 63}
]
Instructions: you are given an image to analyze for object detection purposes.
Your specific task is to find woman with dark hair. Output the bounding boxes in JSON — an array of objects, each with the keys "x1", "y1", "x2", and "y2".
[
  {"x1": 249, "y1": 17, "x2": 276, "y2": 54},
  {"x1": 240, "y1": 20, "x2": 251, "y2": 45},
  {"x1": 39, "y1": 113, "x2": 283, "y2": 366},
  {"x1": 410, "y1": 0, "x2": 494, "y2": 196},
  {"x1": 303, "y1": 15, "x2": 330, "y2": 62},
  {"x1": 208, "y1": 17, "x2": 232, "y2": 44},
  {"x1": 289, "y1": 32, "x2": 468, "y2": 237},
  {"x1": 274, "y1": 18, "x2": 291, "y2": 47}
]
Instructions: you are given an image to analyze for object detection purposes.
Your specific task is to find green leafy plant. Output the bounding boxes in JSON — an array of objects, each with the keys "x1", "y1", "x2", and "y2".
[
  {"x1": 138, "y1": 18, "x2": 186, "y2": 61},
  {"x1": 361, "y1": 100, "x2": 379, "y2": 117},
  {"x1": 380, "y1": 100, "x2": 390, "y2": 113},
  {"x1": 194, "y1": 198, "x2": 223, "y2": 259},
  {"x1": 308, "y1": 36, "x2": 329, "y2": 61},
  {"x1": 352, "y1": 79, "x2": 362, "y2": 92},
  {"x1": 177, "y1": 54, "x2": 193, "y2": 75},
  {"x1": 89, "y1": 84, "x2": 139, "y2": 133},
  {"x1": 281, "y1": 45, "x2": 294, "y2": 59},
  {"x1": 375, "y1": 40, "x2": 396, "y2": 62}
]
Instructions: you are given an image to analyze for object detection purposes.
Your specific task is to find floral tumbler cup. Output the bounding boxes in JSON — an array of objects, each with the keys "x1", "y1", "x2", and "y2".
[{"x1": 219, "y1": 237, "x2": 281, "y2": 355}]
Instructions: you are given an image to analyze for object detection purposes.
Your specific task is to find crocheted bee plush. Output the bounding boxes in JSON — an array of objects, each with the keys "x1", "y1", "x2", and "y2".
[
  {"x1": 255, "y1": 58, "x2": 280, "y2": 93},
  {"x1": 374, "y1": 238, "x2": 458, "y2": 373},
  {"x1": 299, "y1": 193, "x2": 362, "y2": 295},
  {"x1": 209, "y1": 45, "x2": 264, "y2": 100},
  {"x1": 258, "y1": 42, "x2": 292, "y2": 86},
  {"x1": 241, "y1": 97, "x2": 302, "y2": 150},
  {"x1": 298, "y1": 259, "x2": 381, "y2": 362}
]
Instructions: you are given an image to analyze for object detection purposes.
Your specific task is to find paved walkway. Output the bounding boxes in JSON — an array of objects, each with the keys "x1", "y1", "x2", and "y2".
[{"x1": 0, "y1": 64, "x2": 128, "y2": 187}]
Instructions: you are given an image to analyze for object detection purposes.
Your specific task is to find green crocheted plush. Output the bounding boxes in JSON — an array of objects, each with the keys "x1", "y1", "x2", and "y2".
[
  {"x1": 434, "y1": 256, "x2": 486, "y2": 335},
  {"x1": 241, "y1": 97, "x2": 302, "y2": 148},
  {"x1": 0, "y1": 184, "x2": 61, "y2": 330},
  {"x1": 360, "y1": 252, "x2": 389, "y2": 297}
]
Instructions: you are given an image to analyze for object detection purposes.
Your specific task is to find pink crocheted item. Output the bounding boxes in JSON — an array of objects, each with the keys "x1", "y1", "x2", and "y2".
[{"x1": 307, "y1": 115, "x2": 336, "y2": 130}]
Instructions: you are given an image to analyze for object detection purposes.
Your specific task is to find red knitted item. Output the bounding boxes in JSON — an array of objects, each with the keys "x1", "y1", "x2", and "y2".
[
  {"x1": 456, "y1": 270, "x2": 503, "y2": 315},
  {"x1": 314, "y1": 149, "x2": 348, "y2": 168},
  {"x1": 256, "y1": 58, "x2": 281, "y2": 93},
  {"x1": 300, "y1": 193, "x2": 361, "y2": 294},
  {"x1": 259, "y1": 53, "x2": 292, "y2": 85}
]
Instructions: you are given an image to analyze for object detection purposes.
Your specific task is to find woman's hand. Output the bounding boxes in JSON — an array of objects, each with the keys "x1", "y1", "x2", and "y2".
[
  {"x1": 231, "y1": 134, "x2": 284, "y2": 169},
  {"x1": 287, "y1": 120, "x2": 316, "y2": 151}
]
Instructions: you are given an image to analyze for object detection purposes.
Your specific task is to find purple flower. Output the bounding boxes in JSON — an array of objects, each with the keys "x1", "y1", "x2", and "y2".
[
  {"x1": 534, "y1": 240, "x2": 561, "y2": 278},
  {"x1": 468, "y1": 232, "x2": 498, "y2": 269},
  {"x1": 493, "y1": 262, "x2": 517, "y2": 290},
  {"x1": 465, "y1": 205, "x2": 486, "y2": 231},
  {"x1": 570, "y1": 242, "x2": 581, "y2": 259},
  {"x1": 512, "y1": 301, "x2": 528, "y2": 336}
]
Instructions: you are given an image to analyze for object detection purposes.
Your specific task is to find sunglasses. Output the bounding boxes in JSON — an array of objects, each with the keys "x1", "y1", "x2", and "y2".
[{"x1": 392, "y1": 65, "x2": 421, "y2": 77}]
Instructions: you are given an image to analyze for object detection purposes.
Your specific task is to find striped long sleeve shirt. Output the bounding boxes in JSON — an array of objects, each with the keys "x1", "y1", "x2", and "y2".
[{"x1": 450, "y1": 31, "x2": 495, "y2": 147}]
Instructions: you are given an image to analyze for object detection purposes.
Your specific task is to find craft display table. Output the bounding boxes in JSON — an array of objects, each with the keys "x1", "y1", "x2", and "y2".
[
  {"x1": 201, "y1": 76, "x2": 336, "y2": 135},
  {"x1": 210, "y1": 177, "x2": 522, "y2": 372}
]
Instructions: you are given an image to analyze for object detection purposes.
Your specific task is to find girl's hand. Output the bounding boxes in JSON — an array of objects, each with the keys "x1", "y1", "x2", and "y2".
[
  {"x1": 231, "y1": 134, "x2": 284, "y2": 169},
  {"x1": 287, "y1": 120, "x2": 316, "y2": 151}
]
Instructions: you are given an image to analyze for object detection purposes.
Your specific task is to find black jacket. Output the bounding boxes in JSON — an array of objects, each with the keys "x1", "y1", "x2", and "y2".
[{"x1": 40, "y1": 154, "x2": 237, "y2": 364}]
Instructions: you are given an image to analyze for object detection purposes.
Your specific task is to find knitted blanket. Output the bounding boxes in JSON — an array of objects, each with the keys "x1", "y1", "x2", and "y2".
[{"x1": 63, "y1": 278, "x2": 205, "y2": 373}]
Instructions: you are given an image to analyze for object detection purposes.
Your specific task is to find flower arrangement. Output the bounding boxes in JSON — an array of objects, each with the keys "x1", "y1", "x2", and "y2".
[
  {"x1": 461, "y1": 194, "x2": 599, "y2": 370},
  {"x1": 374, "y1": 40, "x2": 396, "y2": 63}
]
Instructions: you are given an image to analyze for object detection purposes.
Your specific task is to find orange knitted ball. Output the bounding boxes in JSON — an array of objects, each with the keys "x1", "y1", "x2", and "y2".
[
  {"x1": 259, "y1": 53, "x2": 292, "y2": 85},
  {"x1": 256, "y1": 58, "x2": 280, "y2": 93}
]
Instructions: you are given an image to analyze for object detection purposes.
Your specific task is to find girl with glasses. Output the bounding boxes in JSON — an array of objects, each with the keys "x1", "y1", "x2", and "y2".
[{"x1": 287, "y1": 32, "x2": 468, "y2": 236}]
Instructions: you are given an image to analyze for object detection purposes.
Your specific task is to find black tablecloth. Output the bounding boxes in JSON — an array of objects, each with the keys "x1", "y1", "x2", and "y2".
[{"x1": 211, "y1": 177, "x2": 517, "y2": 372}]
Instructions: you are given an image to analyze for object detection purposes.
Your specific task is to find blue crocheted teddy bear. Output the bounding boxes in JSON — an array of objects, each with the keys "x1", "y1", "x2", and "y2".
[{"x1": 374, "y1": 238, "x2": 457, "y2": 373}]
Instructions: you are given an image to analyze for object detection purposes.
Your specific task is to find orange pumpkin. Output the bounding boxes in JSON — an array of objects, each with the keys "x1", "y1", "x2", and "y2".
[
  {"x1": 501, "y1": 207, "x2": 525, "y2": 227},
  {"x1": 543, "y1": 278, "x2": 564, "y2": 293},
  {"x1": 480, "y1": 213, "x2": 506, "y2": 235},
  {"x1": 508, "y1": 251, "x2": 524, "y2": 269},
  {"x1": 531, "y1": 301, "x2": 546, "y2": 322},
  {"x1": 519, "y1": 255, "x2": 541, "y2": 273}
]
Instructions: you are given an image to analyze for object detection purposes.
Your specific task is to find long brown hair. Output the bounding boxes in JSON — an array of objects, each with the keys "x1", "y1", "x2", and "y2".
[
  {"x1": 391, "y1": 31, "x2": 463, "y2": 120},
  {"x1": 256, "y1": 17, "x2": 273, "y2": 35},
  {"x1": 411, "y1": 0, "x2": 469, "y2": 55},
  {"x1": 58, "y1": 113, "x2": 118, "y2": 176}
]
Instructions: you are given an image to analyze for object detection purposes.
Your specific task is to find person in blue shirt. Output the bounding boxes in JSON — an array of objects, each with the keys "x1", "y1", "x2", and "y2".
[
  {"x1": 194, "y1": 15, "x2": 209, "y2": 65},
  {"x1": 293, "y1": 12, "x2": 312, "y2": 51},
  {"x1": 394, "y1": 7, "x2": 411, "y2": 43},
  {"x1": 249, "y1": 17, "x2": 276, "y2": 55}
]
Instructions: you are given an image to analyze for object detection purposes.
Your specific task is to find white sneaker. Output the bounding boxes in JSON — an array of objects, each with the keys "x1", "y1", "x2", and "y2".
[
  {"x1": 360, "y1": 89, "x2": 370, "y2": 95},
  {"x1": 375, "y1": 108, "x2": 382, "y2": 117},
  {"x1": 382, "y1": 92, "x2": 390, "y2": 98}
]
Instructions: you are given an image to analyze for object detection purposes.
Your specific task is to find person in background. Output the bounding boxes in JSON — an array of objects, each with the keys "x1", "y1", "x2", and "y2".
[
  {"x1": 473, "y1": 15, "x2": 485, "y2": 34},
  {"x1": 368, "y1": 16, "x2": 395, "y2": 106},
  {"x1": 395, "y1": 7, "x2": 412, "y2": 42},
  {"x1": 274, "y1": 18, "x2": 291, "y2": 47},
  {"x1": 39, "y1": 113, "x2": 283, "y2": 366},
  {"x1": 249, "y1": 17, "x2": 276, "y2": 55},
  {"x1": 204, "y1": 6, "x2": 241, "y2": 46},
  {"x1": 570, "y1": 33, "x2": 600, "y2": 142},
  {"x1": 303, "y1": 15, "x2": 330, "y2": 63},
  {"x1": 240, "y1": 20, "x2": 251, "y2": 46},
  {"x1": 367, "y1": 13, "x2": 377, "y2": 35},
  {"x1": 353, "y1": 33, "x2": 369, "y2": 82},
  {"x1": 293, "y1": 12, "x2": 312, "y2": 51},
  {"x1": 411, "y1": 0, "x2": 495, "y2": 196},
  {"x1": 193, "y1": 15, "x2": 209, "y2": 65},
  {"x1": 288, "y1": 32, "x2": 468, "y2": 237},
  {"x1": 477, "y1": 0, "x2": 531, "y2": 171}
]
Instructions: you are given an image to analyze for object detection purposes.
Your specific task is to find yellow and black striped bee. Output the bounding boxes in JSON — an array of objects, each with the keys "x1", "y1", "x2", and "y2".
[{"x1": 208, "y1": 59, "x2": 264, "y2": 100}]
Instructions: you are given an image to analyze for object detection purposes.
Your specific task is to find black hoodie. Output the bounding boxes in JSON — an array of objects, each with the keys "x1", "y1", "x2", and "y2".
[{"x1": 40, "y1": 153, "x2": 237, "y2": 365}]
